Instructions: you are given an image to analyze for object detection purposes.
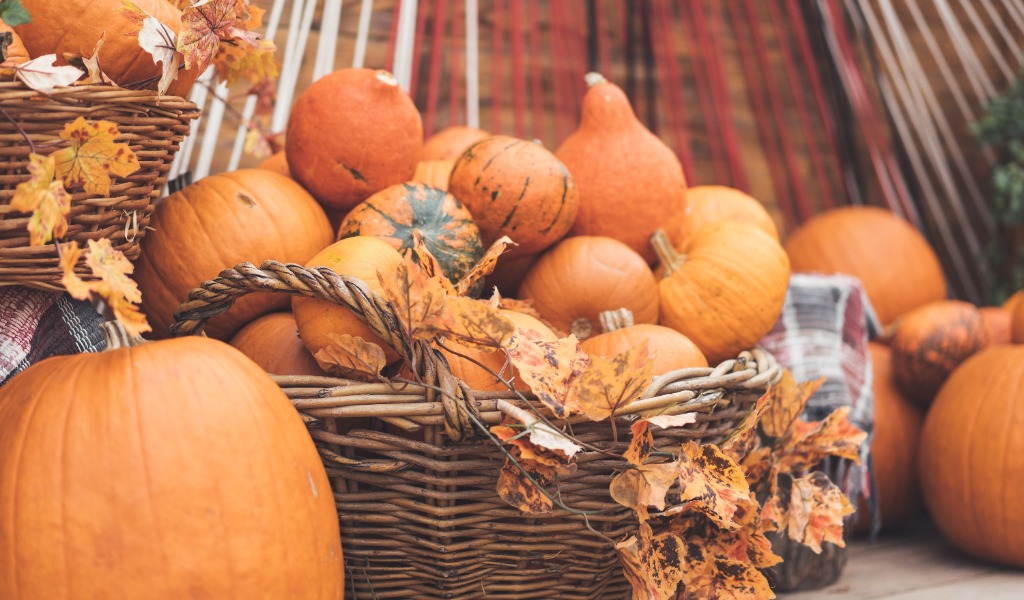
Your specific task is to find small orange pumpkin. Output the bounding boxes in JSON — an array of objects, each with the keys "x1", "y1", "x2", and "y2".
[
  {"x1": 0, "y1": 17, "x2": 29, "y2": 74},
  {"x1": 671, "y1": 185, "x2": 778, "y2": 243},
  {"x1": 229, "y1": 312, "x2": 327, "y2": 376},
  {"x1": 1012, "y1": 294, "x2": 1024, "y2": 344},
  {"x1": 581, "y1": 309, "x2": 707, "y2": 374},
  {"x1": 411, "y1": 160, "x2": 455, "y2": 190},
  {"x1": 258, "y1": 151, "x2": 291, "y2": 178},
  {"x1": 420, "y1": 126, "x2": 489, "y2": 161},
  {"x1": 519, "y1": 236, "x2": 658, "y2": 339},
  {"x1": 979, "y1": 306, "x2": 1013, "y2": 346}
]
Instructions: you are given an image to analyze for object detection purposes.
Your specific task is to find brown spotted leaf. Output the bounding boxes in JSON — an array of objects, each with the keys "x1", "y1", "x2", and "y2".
[
  {"x1": 762, "y1": 471, "x2": 854, "y2": 554},
  {"x1": 615, "y1": 523, "x2": 685, "y2": 600},
  {"x1": 496, "y1": 456, "x2": 557, "y2": 514},
  {"x1": 762, "y1": 371, "x2": 826, "y2": 439},
  {"x1": 624, "y1": 419, "x2": 654, "y2": 466},
  {"x1": 177, "y1": 0, "x2": 244, "y2": 72},
  {"x1": 776, "y1": 406, "x2": 867, "y2": 474},
  {"x1": 61, "y1": 239, "x2": 150, "y2": 336},
  {"x1": 455, "y1": 235, "x2": 515, "y2": 296},
  {"x1": 505, "y1": 333, "x2": 590, "y2": 418},
  {"x1": 313, "y1": 333, "x2": 386, "y2": 380},
  {"x1": 51, "y1": 117, "x2": 140, "y2": 196},
  {"x1": 610, "y1": 462, "x2": 678, "y2": 523},
  {"x1": 567, "y1": 340, "x2": 652, "y2": 422},
  {"x1": 408, "y1": 229, "x2": 456, "y2": 294},
  {"x1": 428, "y1": 295, "x2": 515, "y2": 351},
  {"x1": 677, "y1": 442, "x2": 752, "y2": 530},
  {"x1": 378, "y1": 250, "x2": 452, "y2": 341},
  {"x1": 677, "y1": 537, "x2": 775, "y2": 600},
  {"x1": 9, "y1": 153, "x2": 72, "y2": 246},
  {"x1": 721, "y1": 391, "x2": 771, "y2": 462},
  {"x1": 492, "y1": 401, "x2": 583, "y2": 461}
]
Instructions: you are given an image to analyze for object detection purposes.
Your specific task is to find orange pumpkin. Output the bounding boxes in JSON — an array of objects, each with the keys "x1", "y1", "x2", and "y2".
[
  {"x1": 654, "y1": 224, "x2": 790, "y2": 365},
  {"x1": 16, "y1": 0, "x2": 198, "y2": 96},
  {"x1": 337, "y1": 183, "x2": 483, "y2": 282},
  {"x1": 556, "y1": 73, "x2": 687, "y2": 264},
  {"x1": 979, "y1": 306, "x2": 1013, "y2": 346},
  {"x1": 784, "y1": 206, "x2": 947, "y2": 326},
  {"x1": 890, "y1": 300, "x2": 987, "y2": 406},
  {"x1": 853, "y1": 343, "x2": 924, "y2": 535},
  {"x1": 258, "y1": 151, "x2": 291, "y2": 178},
  {"x1": 1003, "y1": 289, "x2": 1024, "y2": 314},
  {"x1": 1013, "y1": 294, "x2": 1024, "y2": 344},
  {"x1": 671, "y1": 185, "x2": 778, "y2": 243},
  {"x1": 229, "y1": 312, "x2": 326, "y2": 376},
  {"x1": 519, "y1": 236, "x2": 658, "y2": 339},
  {"x1": 286, "y1": 68, "x2": 422, "y2": 212},
  {"x1": 448, "y1": 135, "x2": 579, "y2": 258},
  {"x1": 0, "y1": 333, "x2": 344, "y2": 598},
  {"x1": 411, "y1": 160, "x2": 455, "y2": 190},
  {"x1": 292, "y1": 236, "x2": 404, "y2": 365},
  {"x1": 581, "y1": 310, "x2": 707, "y2": 375},
  {"x1": 0, "y1": 17, "x2": 29, "y2": 74},
  {"x1": 134, "y1": 169, "x2": 334, "y2": 340},
  {"x1": 919, "y1": 345, "x2": 1024, "y2": 566},
  {"x1": 420, "y1": 125, "x2": 490, "y2": 161}
]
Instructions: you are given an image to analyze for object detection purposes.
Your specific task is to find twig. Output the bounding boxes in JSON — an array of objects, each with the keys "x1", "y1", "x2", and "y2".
[{"x1": 0, "y1": 104, "x2": 35, "y2": 154}]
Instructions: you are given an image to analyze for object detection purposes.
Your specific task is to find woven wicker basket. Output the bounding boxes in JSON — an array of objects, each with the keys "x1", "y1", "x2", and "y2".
[
  {"x1": 172, "y1": 261, "x2": 783, "y2": 599},
  {"x1": 0, "y1": 82, "x2": 200, "y2": 291}
]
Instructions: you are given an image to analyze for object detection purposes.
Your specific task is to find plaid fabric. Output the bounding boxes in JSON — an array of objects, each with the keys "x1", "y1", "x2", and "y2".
[
  {"x1": 0, "y1": 287, "x2": 107, "y2": 386},
  {"x1": 758, "y1": 273, "x2": 880, "y2": 533}
]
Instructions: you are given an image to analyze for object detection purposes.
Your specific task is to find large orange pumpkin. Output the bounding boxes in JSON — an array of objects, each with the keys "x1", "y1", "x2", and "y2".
[
  {"x1": 134, "y1": 169, "x2": 334, "y2": 340},
  {"x1": 16, "y1": 0, "x2": 198, "y2": 96},
  {"x1": 671, "y1": 185, "x2": 778, "y2": 243},
  {"x1": 1012, "y1": 294, "x2": 1024, "y2": 344},
  {"x1": 519, "y1": 236, "x2": 658, "y2": 339},
  {"x1": 979, "y1": 306, "x2": 1013, "y2": 346},
  {"x1": 448, "y1": 135, "x2": 579, "y2": 258},
  {"x1": 229, "y1": 312, "x2": 326, "y2": 376},
  {"x1": 919, "y1": 345, "x2": 1024, "y2": 566},
  {"x1": 420, "y1": 126, "x2": 489, "y2": 161},
  {"x1": 292, "y1": 236, "x2": 404, "y2": 365},
  {"x1": 556, "y1": 73, "x2": 687, "y2": 264},
  {"x1": 0, "y1": 332, "x2": 344, "y2": 598},
  {"x1": 581, "y1": 310, "x2": 707, "y2": 375},
  {"x1": 784, "y1": 206, "x2": 947, "y2": 326},
  {"x1": 654, "y1": 224, "x2": 790, "y2": 364},
  {"x1": 0, "y1": 17, "x2": 29, "y2": 74},
  {"x1": 286, "y1": 68, "x2": 422, "y2": 212}
]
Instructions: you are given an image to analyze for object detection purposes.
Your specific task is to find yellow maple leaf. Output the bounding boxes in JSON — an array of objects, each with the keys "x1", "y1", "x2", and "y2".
[
  {"x1": 313, "y1": 332, "x2": 387, "y2": 381},
  {"x1": 61, "y1": 239, "x2": 151, "y2": 336},
  {"x1": 9, "y1": 153, "x2": 72, "y2": 246},
  {"x1": 214, "y1": 38, "x2": 278, "y2": 87},
  {"x1": 52, "y1": 117, "x2": 140, "y2": 196},
  {"x1": 566, "y1": 340, "x2": 653, "y2": 423}
]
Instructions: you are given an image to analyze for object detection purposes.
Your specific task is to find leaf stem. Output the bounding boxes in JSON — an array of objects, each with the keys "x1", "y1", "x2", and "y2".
[{"x1": 0, "y1": 103, "x2": 34, "y2": 153}]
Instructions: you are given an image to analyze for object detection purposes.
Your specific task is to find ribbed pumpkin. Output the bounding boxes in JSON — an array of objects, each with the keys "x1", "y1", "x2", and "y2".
[
  {"x1": 979, "y1": 306, "x2": 1013, "y2": 346},
  {"x1": 229, "y1": 312, "x2": 326, "y2": 376},
  {"x1": 16, "y1": 0, "x2": 198, "y2": 96},
  {"x1": 0, "y1": 331, "x2": 344, "y2": 599},
  {"x1": 784, "y1": 206, "x2": 947, "y2": 326},
  {"x1": 853, "y1": 343, "x2": 924, "y2": 535},
  {"x1": 556, "y1": 73, "x2": 687, "y2": 264},
  {"x1": 292, "y1": 236, "x2": 403, "y2": 365},
  {"x1": 448, "y1": 135, "x2": 579, "y2": 258},
  {"x1": 519, "y1": 236, "x2": 658, "y2": 339},
  {"x1": 919, "y1": 345, "x2": 1024, "y2": 567},
  {"x1": 671, "y1": 185, "x2": 778, "y2": 243},
  {"x1": 134, "y1": 169, "x2": 334, "y2": 340},
  {"x1": 337, "y1": 182, "x2": 483, "y2": 282},
  {"x1": 258, "y1": 151, "x2": 291, "y2": 178},
  {"x1": 890, "y1": 300, "x2": 987, "y2": 406},
  {"x1": 0, "y1": 17, "x2": 29, "y2": 74},
  {"x1": 411, "y1": 159, "x2": 455, "y2": 190},
  {"x1": 420, "y1": 126, "x2": 490, "y2": 161},
  {"x1": 286, "y1": 68, "x2": 422, "y2": 212},
  {"x1": 654, "y1": 224, "x2": 790, "y2": 365},
  {"x1": 581, "y1": 309, "x2": 707, "y2": 374}
]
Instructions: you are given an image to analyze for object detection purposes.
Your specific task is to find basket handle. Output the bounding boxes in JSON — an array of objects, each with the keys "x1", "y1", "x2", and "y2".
[{"x1": 170, "y1": 260, "x2": 480, "y2": 442}]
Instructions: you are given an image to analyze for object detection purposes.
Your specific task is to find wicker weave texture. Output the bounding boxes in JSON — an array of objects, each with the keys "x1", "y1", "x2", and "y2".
[
  {"x1": 172, "y1": 261, "x2": 782, "y2": 599},
  {"x1": 0, "y1": 82, "x2": 200, "y2": 291}
]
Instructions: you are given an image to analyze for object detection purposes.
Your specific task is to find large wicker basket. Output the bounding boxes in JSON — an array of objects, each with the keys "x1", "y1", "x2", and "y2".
[
  {"x1": 0, "y1": 82, "x2": 200, "y2": 291},
  {"x1": 172, "y1": 261, "x2": 783, "y2": 599}
]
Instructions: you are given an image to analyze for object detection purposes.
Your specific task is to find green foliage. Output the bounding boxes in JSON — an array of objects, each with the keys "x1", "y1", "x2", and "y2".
[{"x1": 0, "y1": 0, "x2": 30, "y2": 27}]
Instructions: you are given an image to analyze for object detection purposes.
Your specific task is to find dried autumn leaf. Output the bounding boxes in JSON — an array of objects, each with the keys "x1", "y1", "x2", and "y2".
[
  {"x1": 494, "y1": 400, "x2": 583, "y2": 460},
  {"x1": 75, "y1": 35, "x2": 114, "y2": 86},
  {"x1": 610, "y1": 462, "x2": 678, "y2": 522},
  {"x1": 677, "y1": 441, "x2": 752, "y2": 530},
  {"x1": 9, "y1": 153, "x2": 72, "y2": 246},
  {"x1": 15, "y1": 54, "x2": 84, "y2": 94},
  {"x1": 455, "y1": 235, "x2": 515, "y2": 296},
  {"x1": 428, "y1": 295, "x2": 515, "y2": 350},
  {"x1": 313, "y1": 332, "x2": 386, "y2": 380},
  {"x1": 776, "y1": 406, "x2": 867, "y2": 474},
  {"x1": 721, "y1": 391, "x2": 771, "y2": 462},
  {"x1": 61, "y1": 239, "x2": 151, "y2": 336},
  {"x1": 377, "y1": 250, "x2": 451, "y2": 341},
  {"x1": 137, "y1": 15, "x2": 181, "y2": 94},
  {"x1": 567, "y1": 340, "x2": 652, "y2": 423},
  {"x1": 762, "y1": 471, "x2": 853, "y2": 554},
  {"x1": 409, "y1": 229, "x2": 456, "y2": 294},
  {"x1": 214, "y1": 37, "x2": 277, "y2": 86},
  {"x1": 496, "y1": 457, "x2": 554, "y2": 514},
  {"x1": 505, "y1": 333, "x2": 589, "y2": 418},
  {"x1": 677, "y1": 537, "x2": 775, "y2": 600},
  {"x1": 178, "y1": 0, "x2": 247, "y2": 73},
  {"x1": 615, "y1": 523, "x2": 685, "y2": 600},
  {"x1": 120, "y1": 1, "x2": 150, "y2": 36},
  {"x1": 52, "y1": 117, "x2": 140, "y2": 196},
  {"x1": 646, "y1": 413, "x2": 698, "y2": 429},
  {"x1": 761, "y1": 371, "x2": 826, "y2": 439},
  {"x1": 624, "y1": 419, "x2": 654, "y2": 466}
]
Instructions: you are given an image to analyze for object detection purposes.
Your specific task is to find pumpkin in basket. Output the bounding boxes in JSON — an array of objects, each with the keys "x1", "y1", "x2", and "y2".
[
  {"x1": 0, "y1": 17, "x2": 29, "y2": 74},
  {"x1": 229, "y1": 312, "x2": 327, "y2": 377},
  {"x1": 0, "y1": 328, "x2": 344, "y2": 599},
  {"x1": 134, "y1": 169, "x2": 334, "y2": 340},
  {"x1": 15, "y1": 0, "x2": 198, "y2": 96},
  {"x1": 581, "y1": 309, "x2": 707, "y2": 374}
]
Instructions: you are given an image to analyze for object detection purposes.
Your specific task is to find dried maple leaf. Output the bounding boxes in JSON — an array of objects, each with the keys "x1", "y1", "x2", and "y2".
[
  {"x1": 505, "y1": 333, "x2": 589, "y2": 418},
  {"x1": 677, "y1": 537, "x2": 775, "y2": 600},
  {"x1": 761, "y1": 371, "x2": 825, "y2": 439},
  {"x1": 567, "y1": 340, "x2": 653, "y2": 423},
  {"x1": 121, "y1": 1, "x2": 150, "y2": 36},
  {"x1": 646, "y1": 413, "x2": 698, "y2": 429},
  {"x1": 494, "y1": 401, "x2": 583, "y2": 461},
  {"x1": 610, "y1": 462, "x2": 678, "y2": 522},
  {"x1": 9, "y1": 153, "x2": 72, "y2": 246},
  {"x1": 721, "y1": 391, "x2": 771, "y2": 463},
  {"x1": 677, "y1": 442, "x2": 752, "y2": 530},
  {"x1": 137, "y1": 14, "x2": 181, "y2": 94},
  {"x1": 313, "y1": 332, "x2": 386, "y2": 381},
  {"x1": 51, "y1": 117, "x2": 140, "y2": 196},
  {"x1": 178, "y1": 0, "x2": 249, "y2": 73},
  {"x1": 408, "y1": 229, "x2": 457, "y2": 294},
  {"x1": 761, "y1": 471, "x2": 853, "y2": 554},
  {"x1": 624, "y1": 419, "x2": 654, "y2": 466},
  {"x1": 615, "y1": 523, "x2": 685, "y2": 600},
  {"x1": 14, "y1": 54, "x2": 84, "y2": 94},
  {"x1": 455, "y1": 235, "x2": 515, "y2": 296},
  {"x1": 61, "y1": 239, "x2": 151, "y2": 336},
  {"x1": 214, "y1": 37, "x2": 277, "y2": 87},
  {"x1": 377, "y1": 250, "x2": 451, "y2": 341},
  {"x1": 776, "y1": 406, "x2": 867, "y2": 474},
  {"x1": 428, "y1": 295, "x2": 515, "y2": 351},
  {"x1": 495, "y1": 454, "x2": 569, "y2": 514}
]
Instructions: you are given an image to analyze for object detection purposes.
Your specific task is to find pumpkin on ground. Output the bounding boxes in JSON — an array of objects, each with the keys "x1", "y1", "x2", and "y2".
[
  {"x1": 411, "y1": 159, "x2": 455, "y2": 190},
  {"x1": 420, "y1": 126, "x2": 489, "y2": 161},
  {"x1": 1012, "y1": 294, "x2": 1024, "y2": 344},
  {"x1": 292, "y1": 236, "x2": 404, "y2": 365},
  {"x1": 229, "y1": 312, "x2": 326, "y2": 376},
  {"x1": 853, "y1": 343, "x2": 924, "y2": 535},
  {"x1": 784, "y1": 206, "x2": 947, "y2": 326},
  {"x1": 654, "y1": 224, "x2": 790, "y2": 365},
  {"x1": 336, "y1": 182, "x2": 483, "y2": 282},
  {"x1": 671, "y1": 185, "x2": 778, "y2": 243},
  {"x1": 556, "y1": 73, "x2": 687, "y2": 264},
  {"x1": 134, "y1": 169, "x2": 334, "y2": 340},
  {"x1": 0, "y1": 18, "x2": 29, "y2": 74},
  {"x1": 919, "y1": 345, "x2": 1024, "y2": 567},
  {"x1": 890, "y1": 300, "x2": 987, "y2": 406},
  {"x1": 286, "y1": 68, "x2": 422, "y2": 212},
  {"x1": 581, "y1": 309, "x2": 707, "y2": 374},
  {"x1": 518, "y1": 236, "x2": 658, "y2": 339},
  {"x1": 979, "y1": 306, "x2": 1013, "y2": 346},
  {"x1": 16, "y1": 0, "x2": 198, "y2": 96},
  {"x1": 0, "y1": 330, "x2": 344, "y2": 598}
]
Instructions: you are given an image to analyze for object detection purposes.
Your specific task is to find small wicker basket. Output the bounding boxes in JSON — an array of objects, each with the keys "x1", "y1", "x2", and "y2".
[
  {"x1": 172, "y1": 261, "x2": 783, "y2": 599},
  {"x1": 0, "y1": 82, "x2": 200, "y2": 291}
]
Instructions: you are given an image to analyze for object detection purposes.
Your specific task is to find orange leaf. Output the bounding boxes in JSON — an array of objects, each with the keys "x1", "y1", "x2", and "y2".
[
  {"x1": 505, "y1": 333, "x2": 589, "y2": 418},
  {"x1": 761, "y1": 471, "x2": 853, "y2": 554},
  {"x1": 677, "y1": 539, "x2": 775, "y2": 600},
  {"x1": 493, "y1": 401, "x2": 583, "y2": 460},
  {"x1": 313, "y1": 333, "x2": 386, "y2": 380},
  {"x1": 9, "y1": 153, "x2": 72, "y2": 246},
  {"x1": 776, "y1": 406, "x2": 867, "y2": 474},
  {"x1": 615, "y1": 522, "x2": 685, "y2": 600},
  {"x1": 428, "y1": 295, "x2": 515, "y2": 351},
  {"x1": 677, "y1": 442, "x2": 752, "y2": 530},
  {"x1": 610, "y1": 462, "x2": 678, "y2": 522},
  {"x1": 566, "y1": 340, "x2": 652, "y2": 422},
  {"x1": 496, "y1": 457, "x2": 555, "y2": 514},
  {"x1": 214, "y1": 38, "x2": 277, "y2": 87},
  {"x1": 52, "y1": 117, "x2": 140, "y2": 196},
  {"x1": 378, "y1": 251, "x2": 451, "y2": 341},
  {"x1": 455, "y1": 235, "x2": 515, "y2": 296},
  {"x1": 721, "y1": 391, "x2": 771, "y2": 463},
  {"x1": 62, "y1": 239, "x2": 150, "y2": 337},
  {"x1": 624, "y1": 419, "x2": 654, "y2": 466},
  {"x1": 408, "y1": 229, "x2": 457, "y2": 294},
  {"x1": 761, "y1": 371, "x2": 826, "y2": 439},
  {"x1": 121, "y1": 1, "x2": 150, "y2": 36},
  {"x1": 177, "y1": 0, "x2": 244, "y2": 72}
]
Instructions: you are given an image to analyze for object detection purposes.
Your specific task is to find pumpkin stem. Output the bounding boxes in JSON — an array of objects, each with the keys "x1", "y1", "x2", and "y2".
[
  {"x1": 569, "y1": 317, "x2": 594, "y2": 340},
  {"x1": 375, "y1": 70, "x2": 399, "y2": 87},
  {"x1": 584, "y1": 72, "x2": 608, "y2": 88},
  {"x1": 650, "y1": 229, "x2": 686, "y2": 277},
  {"x1": 101, "y1": 321, "x2": 149, "y2": 350},
  {"x1": 599, "y1": 309, "x2": 635, "y2": 333}
]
